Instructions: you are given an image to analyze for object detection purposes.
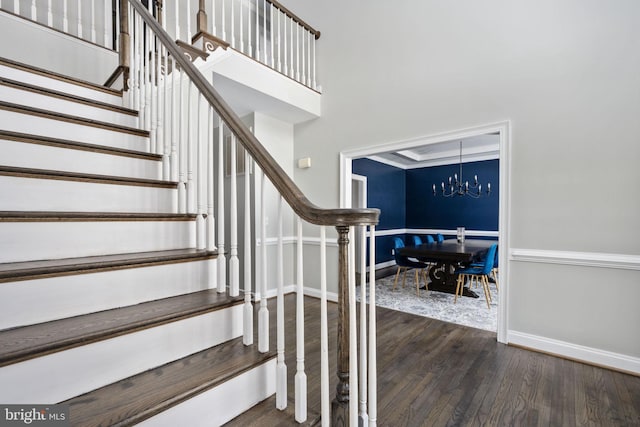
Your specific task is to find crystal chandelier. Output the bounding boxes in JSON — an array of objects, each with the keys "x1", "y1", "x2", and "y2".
[{"x1": 432, "y1": 141, "x2": 491, "y2": 198}]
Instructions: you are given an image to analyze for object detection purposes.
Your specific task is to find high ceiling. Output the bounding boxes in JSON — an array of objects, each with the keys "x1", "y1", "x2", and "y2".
[{"x1": 365, "y1": 133, "x2": 500, "y2": 169}]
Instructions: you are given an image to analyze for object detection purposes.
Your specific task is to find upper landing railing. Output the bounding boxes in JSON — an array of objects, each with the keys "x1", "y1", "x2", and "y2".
[{"x1": 1, "y1": 0, "x2": 320, "y2": 91}]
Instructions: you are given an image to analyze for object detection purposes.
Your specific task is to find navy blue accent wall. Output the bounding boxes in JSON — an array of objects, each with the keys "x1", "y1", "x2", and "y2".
[
  {"x1": 353, "y1": 158, "x2": 406, "y2": 230},
  {"x1": 353, "y1": 158, "x2": 499, "y2": 266},
  {"x1": 406, "y1": 159, "x2": 499, "y2": 230}
]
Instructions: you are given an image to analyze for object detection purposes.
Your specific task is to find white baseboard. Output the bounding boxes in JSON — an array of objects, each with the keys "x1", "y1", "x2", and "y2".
[
  {"x1": 254, "y1": 285, "x2": 338, "y2": 303},
  {"x1": 507, "y1": 330, "x2": 640, "y2": 375},
  {"x1": 303, "y1": 286, "x2": 338, "y2": 303}
]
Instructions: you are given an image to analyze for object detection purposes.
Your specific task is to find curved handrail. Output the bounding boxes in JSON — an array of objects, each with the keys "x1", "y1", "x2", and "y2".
[{"x1": 129, "y1": 0, "x2": 378, "y2": 227}]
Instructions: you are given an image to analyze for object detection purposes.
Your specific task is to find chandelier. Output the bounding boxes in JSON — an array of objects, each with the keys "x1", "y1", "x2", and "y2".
[{"x1": 432, "y1": 141, "x2": 491, "y2": 198}]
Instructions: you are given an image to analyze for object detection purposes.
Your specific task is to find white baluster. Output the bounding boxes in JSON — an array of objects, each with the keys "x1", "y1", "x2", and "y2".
[
  {"x1": 312, "y1": 35, "x2": 317, "y2": 90},
  {"x1": 186, "y1": 0, "x2": 192, "y2": 41},
  {"x1": 349, "y1": 227, "x2": 358, "y2": 427},
  {"x1": 254, "y1": 0, "x2": 260, "y2": 60},
  {"x1": 175, "y1": 0, "x2": 180, "y2": 42},
  {"x1": 115, "y1": 0, "x2": 120, "y2": 63},
  {"x1": 47, "y1": 0, "x2": 53, "y2": 27},
  {"x1": 319, "y1": 226, "x2": 330, "y2": 427},
  {"x1": 156, "y1": 45, "x2": 165, "y2": 158},
  {"x1": 243, "y1": 151, "x2": 253, "y2": 346},
  {"x1": 296, "y1": 23, "x2": 301, "y2": 82},
  {"x1": 217, "y1": 120, "x2": 227, "y2": 293},
  {"x1": 301, "y1": 25, "x2": 306, "y2": 85},
  {"x1": 289, "y1": 18, "x2": 294, "y2": 78},
  {"x1": 186, "y1": 83, "x2": 195, "y2": 213},
  {"x1": 276, "y1": 195, "x2": 287, "y2": 410},
  {"x1": 258, "y1": 168, "x2": 269, "y2": 352},
  {"x1": 269, "y1": 3, "x2": 274, "y2": 67},
  {"x1": 62, "y1": 0, "x2": 68, "y2": 32},
  {"x1": 103, "y1": 0, "x2": 109, "y2": 48},
  {"x1": 276, "y1": 8, "x2": 281, "y2": 72},
  {"x1": 170, "y1": 59, "x2": 179, "y2": 183},
  {"x1": 196, "y1": 94, "x2": 206, "y2": 249},
  {"x1": 282, "y1": 9, "x2": 287, "y2": 76},
  {"x1": 30, "y1": 0, "x2": 36, "y2": 21},
  {"x1": 221, "y1": 0, "x2": 226, "y2": 41},
  {"x1": 368, "y1": 225, "x2": 378, "y2": 426},
  {"x1": 77, "y1": 0, "x2": 83, "y2": 39},
  {"x1": 307, "y1": 32, "x2": 312, "y2": 87},
  {"x1": 207, "y1": 107, "x2": 218, "y2": 290},
  {"x1": 149, "y1": 17, "x2": 157, "y2": 153},
  {"x1": 295, "y1": 217, "x2": 307, "y2": 422},
  {"x1": 230, "y1": 0, "x2": 235, "y2": 48},
  {"x1": 13, "y1": 0, "x2": 19, "y2": 15},
  {"x1": 128, "y1": 6, "x2": 135, "y2": 109},
  {"x1": 229, "y1": 135, "x2": 239, "y2": 296},
  {"x1": 211, "y1": 0, "x2": 217, "y2": 37},
  {"x1": 238, "y1": 0, "x2": 243, "y2": 53},
  {"x1": 262, "y1": 0, "x2": 267, "y2": 63},
  {"x1": 246, "y1": 0, "x2": 252, "y2": 57},
  {"x1": 359, "y1": 225, "x2": 369, "y2": 425},
  {"x1": 177, "y1": 73, "x2": 187, "y2": 213},
  {"x1": 163, "y1": 48, "x2": 171, "y2": 180},
  {"x1": 90, "y1": 0, "x2": 96, "y2": 43}
]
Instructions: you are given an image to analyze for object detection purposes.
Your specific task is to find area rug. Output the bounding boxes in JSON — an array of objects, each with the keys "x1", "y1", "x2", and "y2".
[{"x1": 356, "y1": 270, "x2": 498, "y2": 332}]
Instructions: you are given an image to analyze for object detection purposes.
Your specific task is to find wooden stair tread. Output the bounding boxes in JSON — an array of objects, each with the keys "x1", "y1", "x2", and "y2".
[
  {"x1": 0, "y1": 165, "x2": 177, "y2": 188},
  {"x1": 0, "y1": 130, "x2": 161, "y2": 161},
  {"x1": 0, "y1": 101, "x2": 148, "y2": 137},
  {"x1": 0, "y1": 289, "x2": 241, "y2": 367},
  {"x1": 0, "y1": 211, "x2": 196, "y2": 222},
  {"x1": 64, "y1": 337, "x2": 276, "y2": 427},
  {"x1": 0, "y1": 248, "x2": 217, "y2": 283},
  {"x1": 0, "y1": 56, "x2": 122, "y2": 96},
  {"x1": 0, "y1": 77, "x2": 138, "y2": 116}
]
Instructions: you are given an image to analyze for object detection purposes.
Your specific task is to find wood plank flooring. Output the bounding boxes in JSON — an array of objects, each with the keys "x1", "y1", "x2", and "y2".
[{"x1": 226, "y1": 295, "x2": 640, "y2": 426}]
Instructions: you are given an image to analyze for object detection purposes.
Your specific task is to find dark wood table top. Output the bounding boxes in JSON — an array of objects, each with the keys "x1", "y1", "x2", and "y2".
[{"x1": 398, "y1": 239, "x2": 495, "y2": 263}]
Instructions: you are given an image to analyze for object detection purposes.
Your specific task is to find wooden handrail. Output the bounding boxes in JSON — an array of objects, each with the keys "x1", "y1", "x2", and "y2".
[
  {"x1": 128, "y1": 0, "x2": 378, "y2": 227},
  {"x1": 266, "y1": 0, "x2": 321, "y2": 40}
]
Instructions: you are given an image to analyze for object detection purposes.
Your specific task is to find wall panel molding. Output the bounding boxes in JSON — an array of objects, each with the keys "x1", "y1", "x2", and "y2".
[{"x1": 510, "y1": 248, "x2": 640, "y2": 271}]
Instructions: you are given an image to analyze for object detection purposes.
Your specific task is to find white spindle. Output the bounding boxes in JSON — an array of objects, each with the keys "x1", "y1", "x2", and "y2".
[
  {"x1": 229, "y1": 135, "x2": 240, "y2": 297},
  {"x1": 238, "y1": 0, "x2": 243, "y2": 53},
  {"x1": 90, "y1": 0, "x2": 96, "y2": 43},
  {"x1": 186, "y1": 82, "x2": 195, "y2": 213},
  {"x1": 269, "y1": 3, "x2": 274, "y2": 67},
  {"x1": 217, "y1": 120, "x2": 227, "y2": 293},
  {"x1": 282, "y1": 9, "x2": 287, "y2": 76},
  {"x1": 262, "y1": 0, "x2": 267, "y2": 63},
  {"x1": 243, "y1": 150, "x2": 253, "y2": 346},
  {"x1": 156, "y1": 44, "x2": 165, "y2": 157},
  {"x1": 246, "y1": 0, "x2": 252, "y2": 56},
  {"x1": 221, "y1": 0, "x2": 226, "y2": 41},
  {"x1": 103, "y1": 0, "x2": 109, "y2": 47},
  {"x1": 30, "y1": 0, "x2": 36, "y2": 21},
  {"x1": 127, "y1": 5, "x2": 135, "y2": 108},
  {"x1": 254, "y1": 0, "x2": 260, "y2": 60},
  {"x1": 230, "y1": 0, "x2": 235, "y2": 48},
  {"x1": 177, "y1": 72, "x2": 187, "y2": 213},
  {"x1": 319, "y1": 226, "x2": 330, "y2": 427},
  {"x1": 301, "y1": 26, "x2": 306, "y2": 85},
  {"x1": 175, "y1": 0, "x2": 180, "y2": 42},
  {"x1": 149, "y1": 15, "x2": 157, "y2": 153},
  {"x1": 186, "y1": 0, "x2": 192, "y2": 41},
  {"x1": 276, "y1": 196, "x2": 287, "y2": 410},
  {"x1": 296, "y1": 23, "x2": 301, "y2": 82},
  {"x1": 369, "y1": 225, "x2": 378, "y2": 426},
  {"x1": 13, "y1": 0, "x2": 19, "y2": 15},
  {"x1": 77, "y1": 0, "x2": 83, "y2": 39},
  {"x1": 276, "y1": 8, "x2": 281, "y2": 72},
  {"x1": 196, "y1": 94, "x2": 206, "y2": 249},
  {"x1": 61, "y1": 0, "x2": 68, "y2": 32},
  {"x1": 295, "y1": 217, "x2": 307, "y2": 422},
  {"x1": 312, "y1": 33, "x2": 317, "y2": 89},
  {"x1": 163, "y1": 48, "x2": 172, "y2": 180},
  {"x1": 47, "y1": 0, "x2": 53, "y2": 27},
  {"x1": 115, "y1": 0, "x2": 120, "y2": 62},
  {"x1": 258, "y1": 168, "x2": 269, "y2": 353},
  {"x1": 359, "y1": 225, "x2": 369, "y2": 425},
  {"x1": 307, "y1": 32, "x2": 312, "y2": 87},
  {"x1": 206, "y1": 108, "x2": 218, "y2": 291},
  {"x1": 170, "y1": 58, "x2": 179, "y2": 183},
  {"x1": 211, "y1": 0, "x2": 217, "y2": 37},
  {"x1": 349, "y1": 227, "x2": 358, "y2": 427},
  {"x1": 289, "y1": 18, "x2": 294, "y2": 78}
]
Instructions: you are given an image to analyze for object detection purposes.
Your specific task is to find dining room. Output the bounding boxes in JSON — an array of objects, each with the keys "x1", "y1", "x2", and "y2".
[{"x1": 351, "y1": 132, "x2": 501, "y2": 332}]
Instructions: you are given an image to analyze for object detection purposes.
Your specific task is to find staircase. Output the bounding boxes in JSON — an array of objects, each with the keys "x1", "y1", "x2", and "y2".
[{"x1": 0, "y1": 57, "x2": 277, "y2": 425}]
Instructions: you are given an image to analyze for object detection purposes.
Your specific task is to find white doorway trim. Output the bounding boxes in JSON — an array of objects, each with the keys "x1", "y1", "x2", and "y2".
[{"x1": 339, "y1": 120, "x2": 512, "y2": 343}]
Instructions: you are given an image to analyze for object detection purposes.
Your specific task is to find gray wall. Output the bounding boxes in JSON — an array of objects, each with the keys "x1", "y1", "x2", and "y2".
[{"x1": 284, "y1": 0, "x2": 640, "y2": 366}]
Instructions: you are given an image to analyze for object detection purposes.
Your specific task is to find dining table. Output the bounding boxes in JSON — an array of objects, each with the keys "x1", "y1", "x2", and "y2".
[{"x1": 397, "y1": 239, "x2": 495, "y2": 298}]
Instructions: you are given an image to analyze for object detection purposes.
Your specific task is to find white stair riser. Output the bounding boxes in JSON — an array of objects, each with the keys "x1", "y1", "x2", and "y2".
[
  {"x1": 0, "y1": 176, "x2": 177, "y2": 213},
  {"x1": 0, "y1": 259, "x2": 217, "y2": 329},
  {"x1": 0, "y1": 221, "x2": 195, "y2": 263},
  {"x1": 0, "y1": 304, "x2": 243, "y2": 403},
  {"x1": 0, "y1": 63, "x2": 123, "y2": 105},
  {"x1": 138, "y1": 359, "x2": 276, "y2": 427},
  {"x1": 0, "y1": 109, "x2": 148, "y2": 151},
  {"x1": 0, "y1": 84, "x2": 138, "y2": 127},
  {"x1": 0, "y1": 139, "x2": 161, "y2": 180}
]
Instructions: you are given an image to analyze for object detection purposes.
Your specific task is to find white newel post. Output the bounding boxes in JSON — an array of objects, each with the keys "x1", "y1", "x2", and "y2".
[
  {"x1": 369, "y1": 225, "x2": 378, "y2": 427},
  {"x1": 319, "y1": 226, "x2": 330, "y2": 427},
  {"x1": 217, "y1": 120, "x2": 227, "y2": 293},
  {"x1": 276, "y1": 196, "x2": 287, "y2": 410},
  {"x1": 295, "y1": 217, "x2": 307, "y2": 422},
  {"x1": 243, "y1": 150, "x2": 253, "y2": 345},
  {"x1": 258, "y1": 168, "x2": 269, "y2": 352},
  {"x1": 229, "y1": 135, "x2": 240, "y2": 297}
]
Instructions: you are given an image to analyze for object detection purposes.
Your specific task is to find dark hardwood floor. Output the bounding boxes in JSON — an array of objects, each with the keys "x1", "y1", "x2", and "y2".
[{"x1": 226, "y1": 294, "x2": 640, "y2": 426}]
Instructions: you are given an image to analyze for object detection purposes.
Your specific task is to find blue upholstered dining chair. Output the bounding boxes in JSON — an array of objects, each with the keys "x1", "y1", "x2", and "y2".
[
  {"x1": 392, "y1": 237, "x2": 428, "y2": 296},
  {"x1": 470, "y1": 245, "x2": 499, "y2": 292},
  {"x1": 453, "y1": 243, "x2": 498, "y2": 309}
]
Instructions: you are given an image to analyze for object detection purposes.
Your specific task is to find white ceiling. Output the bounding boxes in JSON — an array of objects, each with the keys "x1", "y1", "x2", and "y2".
[{"x1": 365, "y1": 133, "x2": 500, "y2": 169}]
